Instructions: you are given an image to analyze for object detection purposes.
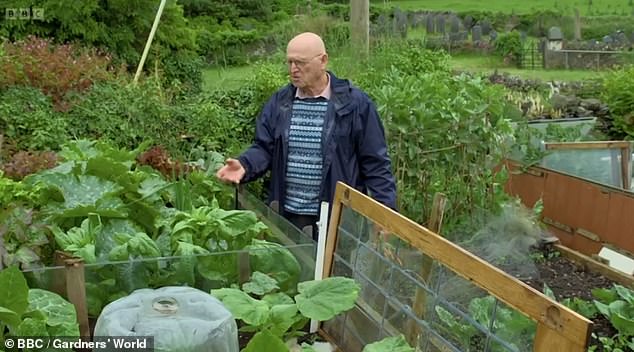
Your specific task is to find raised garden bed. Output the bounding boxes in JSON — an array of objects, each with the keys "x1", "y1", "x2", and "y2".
[{"x1": 522, "y1": 243, "x2": 634, "y2": 351}]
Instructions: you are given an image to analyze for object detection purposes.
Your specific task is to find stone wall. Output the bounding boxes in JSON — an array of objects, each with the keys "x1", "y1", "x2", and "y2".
[{"x1": 544, "y1": 49, "x2": 625, "y2": 69}]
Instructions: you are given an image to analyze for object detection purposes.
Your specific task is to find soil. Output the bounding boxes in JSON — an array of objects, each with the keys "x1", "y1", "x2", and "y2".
[{"x1": 521, "y1": 245, "x2": 620, "y2": 350}]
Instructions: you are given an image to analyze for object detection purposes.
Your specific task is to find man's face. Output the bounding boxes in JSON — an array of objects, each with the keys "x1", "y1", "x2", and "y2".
[{"x1": 286, "y1": 48, "x2": 326, "y2": 89}]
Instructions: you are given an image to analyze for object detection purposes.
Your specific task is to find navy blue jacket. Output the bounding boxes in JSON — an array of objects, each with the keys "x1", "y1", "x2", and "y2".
[{"x1": 237, "y1": 72, "x2": 397, "y2": 215}]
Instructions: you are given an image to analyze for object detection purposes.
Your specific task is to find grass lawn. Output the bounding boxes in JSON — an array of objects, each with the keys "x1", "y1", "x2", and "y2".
[
  {"x1": 202, "y1": 66, "x2": 254, "y2": 91},
  {"x1": 201, "y1": 53, "x2": 605, "y2": 93},
  {"x1": 372, "y1": 0, "x2": 633, "y2": 15},
  {"x1": 450, "y1": 54, "x2": 607, "y2": 81}
]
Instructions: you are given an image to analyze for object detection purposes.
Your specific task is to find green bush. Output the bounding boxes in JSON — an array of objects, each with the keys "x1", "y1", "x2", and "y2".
[
  {"x1": 494, "y1": 31, "x2": 523, "y2": 66},
  {"x1": 0, "y1": 0, "x2": 200, "y2": 91},
  {"x1": 601, "y1": 65, "x2": 634, "y2": 139},
  {"x1": 336, "y1": 43, "x2": 514, "y2": 230},
  {"x1": 0, "y1": 87, "x2": 67, "y2": 152}
]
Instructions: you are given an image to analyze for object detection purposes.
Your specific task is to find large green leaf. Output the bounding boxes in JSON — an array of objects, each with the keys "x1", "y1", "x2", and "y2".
[
  {"x1": 243, "y1": 329, "x2": 289, "y2": 352},
  {"x1": 243, "y1": 272, "x2": 279, "y2": 296},
  {"x1": 215, "y1": 210, "x2": 259, "y2": 237},
  {"x1": 608, "y1": 300, "x2": 634, "y2": 335},
  {"x1": 98, "y1": 219, "x2": 144, "y2": 258},
  {"x1": 247, "y1": 239, "x2": 301, "y2": 293},
  {"x1": 592, "y1": 287, "x2": 618, "y2": 304},
  {"x1": 16, "y1": 317, "x2": 49, "y2": 337},
  {"x1": 615, "y1": 285, "x2": 634, "y2": 305},
  {"x1": 0, "y1": 266, "x2": 29, "y2": 327},
  {"x1": 295, "y1": 277, "x2": 360, "y2": 321},
  {"x1": 262, "y1": 293, "x2": 294, "y2": 306},
  {"x1": 27, "y1": 289, "x2": 78, "y2": 329},
  {"x1": 362, "y1": 335, "x2": 414, "y2": 352},
  {"x1": 138, "y1": 176, "x2": 170, "y2": 203},
  {"x1": 39, "y1": 174, "x2": 123, "y2": 211},
  {"x1": 267, "y1": 304, "x2": 300, "y2": 337},
  {"x1": 210, "y1": 288, "x2": 270, "y2": 326},
  {"x1": 0, "y1": 306, "x2": 19, "y2": 327},
  {"x1": 86, "y1": 157, "x2": 130, "y2": 182}
]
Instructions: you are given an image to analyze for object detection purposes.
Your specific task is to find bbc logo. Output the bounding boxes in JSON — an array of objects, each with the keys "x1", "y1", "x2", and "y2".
[{"x1": 5, "y1": 8, "x2": 45, "y2": 20}]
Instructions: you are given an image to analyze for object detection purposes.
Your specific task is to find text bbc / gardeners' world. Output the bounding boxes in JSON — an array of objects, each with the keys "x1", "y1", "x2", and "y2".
[{"x1": 5, "y1": 337, "x2": 151, "y2": 350}]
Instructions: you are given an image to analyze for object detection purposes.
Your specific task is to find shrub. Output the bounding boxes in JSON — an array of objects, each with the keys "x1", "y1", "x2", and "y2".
[
  {"x1": 0, "y1": 36, "x2": 115, "y2": 111},
  {"x1": 0, "y1": 87, "x2": 68, "y2": 152},
  {"x1": 601, "y1": 65, "x2": 634, "y2": 139},
  {"x1": 494, "y1": 31, "x2": 523, "y2": 66}
]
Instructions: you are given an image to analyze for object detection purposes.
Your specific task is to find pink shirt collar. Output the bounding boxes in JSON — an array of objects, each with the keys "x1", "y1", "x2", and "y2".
[{"x1": 295, "y1": 73, "x2": 331, "y2": 100}]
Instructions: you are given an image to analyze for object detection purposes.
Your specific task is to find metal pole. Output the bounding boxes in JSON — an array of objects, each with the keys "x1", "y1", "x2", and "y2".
[{"x1": 134, "y1": 0, "x2": 167, "y2": 83}]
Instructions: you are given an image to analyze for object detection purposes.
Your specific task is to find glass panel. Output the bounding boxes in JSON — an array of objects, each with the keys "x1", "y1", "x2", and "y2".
[
  {"x1": 354, "y1": 242, "x2": 392, "y2": 289},
  {"x1": 73, "y1": 243, "x2": 313, "y2": 318},
  {"x1": 489, "y1": 299, "x2": 536, "y2": 352},
  {"x1": 541, "y1": 148, "x2": 622, "y2": 187},
  {"x1": 322, "y1": 313, "x2": 345, "y2": 348},
  {"x1": 429, "y1": 301, "x2": 488, "y2": 352},
  {"x1": 236, "y1": 187, "x2": 315, "y2": 245},
  {"x1": 355, "y1": 269, "x2": 388, "y2": 322},
  {"x1": 343, "y1": 305, "x2": 382, "y2": 349},
  {"x1": 336, "y1": 226, "x2": 360, "y2": 266},
  {"x1": 334, "y1": 206, "x2": 544, "y2": 352},
  {"x1": 332, "y1": 255, "x2": 354, "y2": 278}
]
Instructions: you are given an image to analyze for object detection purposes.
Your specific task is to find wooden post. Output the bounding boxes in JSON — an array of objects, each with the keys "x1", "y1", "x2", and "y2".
[
  {"x1": 64, "y1": 258, "x2": 90, "y2": 338},
  {"x1": 620, "y1": 143, "x2": 631, "y2": 190},
  {"x1": 238, "y1": 251, "x2": 251, "y2": 285},
  {"x1": 405, "y1": 193, "x2": 447, "y2": 346},
  {"x1": 574, "y1": 8, "x2": 582, "y2": 41},
  {"x1": 350, "y1": 0, "x2": 369, "y2": 56}
]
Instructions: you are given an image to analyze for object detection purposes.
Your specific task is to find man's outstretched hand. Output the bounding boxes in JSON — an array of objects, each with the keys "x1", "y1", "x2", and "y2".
[{"x1": 216, "y1": 158, "x2": 246, "y2": 184}]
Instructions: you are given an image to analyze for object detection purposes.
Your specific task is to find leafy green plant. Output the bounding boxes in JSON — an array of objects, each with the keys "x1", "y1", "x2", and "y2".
[
  {"x1": 362, "y1": 335, "x2": 415, "y2": 352},
  {"x1": 0, "y1": 205, "x2": 52, "y2": 271},
  {"x1": 601, "y1": 65, "x2": 634, "y2": 139},
  {"x1": 0, "y1": 266, "x2": 79, "y2": 348},
  {"x1": 1, "y1": 139, "x2": 288, "y2": 316},
  {"x1": 0, "y1": 87, "x2": 67, "y2": 152},
  {"x1": 360, "y1": 56, "x2": 514, "y2": 228},
  {"x1": 494, "y1": 31, "x2": 523, "y2": 66},
  {"x1": 212, "y1": 276, "x2": 360, "y2": 352},
  {"x1": 434, "y1": 295, "x2": 535, "y2": 351},
  {"x1": 593, "y1": 285, "x2": 634, "y2": 337}
]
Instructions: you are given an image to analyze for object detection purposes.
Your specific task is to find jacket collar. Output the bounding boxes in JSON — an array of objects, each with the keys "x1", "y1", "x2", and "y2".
[{"x1": 284, "y1": 71, "x2": 353, "y2": 115}]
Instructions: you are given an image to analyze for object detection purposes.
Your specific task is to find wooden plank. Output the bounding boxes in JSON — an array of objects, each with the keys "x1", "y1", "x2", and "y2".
[
  {"x1": 545, "y1": 141, "x2": 631, "y2": 150},
  {"x1": 330, "y1": 182, "x2": 591, "y2": 348},
  {"x1": 605, "y1": 192, "x2": 634, "y2": 254},
  {"x1": 535, "y1": 322, "x2": 588, "y2": 352},
  {"x1": 64, "y1": 258, "x2": 90, "y2": 338},
  {"x1": 555, "y1": 244, "x2": 634, "y2": 287},
  {"x1": 621, "y1": 146, "x2": 631, "y2": 190},
  {"x1": 322, "y1": 186, "x2": 345, "y2": 279},
  {"x1": 503, "y1": 161, "x2": 546, "y2": 209},
  {"x1": 237, "y1": 251, "x2": 251, "y2": 284}
]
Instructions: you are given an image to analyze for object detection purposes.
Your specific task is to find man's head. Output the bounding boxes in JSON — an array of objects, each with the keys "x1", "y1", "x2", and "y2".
[{"x1": 286, "y1": 32, "x2": 328, "y2": 91}]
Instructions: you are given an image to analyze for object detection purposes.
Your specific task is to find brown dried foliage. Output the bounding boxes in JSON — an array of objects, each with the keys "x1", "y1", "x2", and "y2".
[{"x1": 136, "y1": 146, "x2": 196, "y2": 180}]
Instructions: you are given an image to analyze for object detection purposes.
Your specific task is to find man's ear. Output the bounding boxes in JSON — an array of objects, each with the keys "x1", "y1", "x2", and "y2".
[{"x1": 321, "y1": 53, "x2": 329, "y2": 66}]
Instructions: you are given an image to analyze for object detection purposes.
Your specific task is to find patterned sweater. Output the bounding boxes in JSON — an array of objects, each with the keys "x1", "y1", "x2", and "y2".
[{"x1": 284, "y1": 97, "x2": 329, "y2": 215}]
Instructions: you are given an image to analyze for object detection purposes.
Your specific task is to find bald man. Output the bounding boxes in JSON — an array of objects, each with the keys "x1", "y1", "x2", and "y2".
[{"x1": 217, "y1": 32, "x2": 397, "y2": 240}]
